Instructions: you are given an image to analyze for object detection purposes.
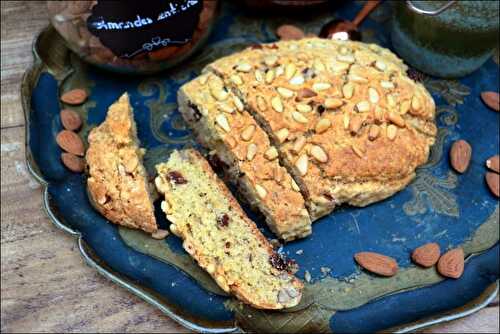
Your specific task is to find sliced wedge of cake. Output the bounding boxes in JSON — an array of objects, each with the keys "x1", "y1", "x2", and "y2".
[
  {"x1": 155, "y1": 149, "x2": 303, "y2": 309},
  {"x1": 86, "y1": 93, "x2": 157, "y2": 233},
  {"x1": 177, "y1": 73, "x2": 311, "y2": 241}
]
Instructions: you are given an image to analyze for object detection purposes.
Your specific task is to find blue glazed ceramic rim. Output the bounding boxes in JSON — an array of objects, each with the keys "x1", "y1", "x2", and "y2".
[{"x1": 21, "y1": 26, "x2": 498, "y2": 333}]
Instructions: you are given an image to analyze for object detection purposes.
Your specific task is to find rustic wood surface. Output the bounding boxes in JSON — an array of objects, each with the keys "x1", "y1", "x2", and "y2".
[{"x1": 1, "y1": 1, "x2": 498, "y2": 333}]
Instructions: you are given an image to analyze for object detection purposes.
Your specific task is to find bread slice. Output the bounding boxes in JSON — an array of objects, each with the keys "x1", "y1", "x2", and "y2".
[
  {"x1": 177, "y1": 73, "x2": 311, "y2": 241},
  {"x1": 155, "y1": 149, "x2": 303, "y2": 309},
  {"x1": 86, "y1": 93, "x2": 157, "y2": 233},
  {"x1": 204, "y1": 38, "x2": 436, "y2": 220}
]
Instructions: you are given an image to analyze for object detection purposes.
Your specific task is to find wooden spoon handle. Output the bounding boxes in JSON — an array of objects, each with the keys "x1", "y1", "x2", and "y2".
[{"x1": 352, "y1": 0, "x2": 381, "y2": 27}]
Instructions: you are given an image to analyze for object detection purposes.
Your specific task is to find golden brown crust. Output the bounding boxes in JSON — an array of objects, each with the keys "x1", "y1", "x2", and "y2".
[
  {"x1": 86, "y1": 93, "x2": 157, "y2": 233},
  {"x1": 178, "y1": 73, "x2": 311, "y2": 241},
  {"x1": 155, "y1": 149, "x2": 303, "y2": 309},
  {"x1": 203, "y1": 38, "x2": 436, "y2": 219}
]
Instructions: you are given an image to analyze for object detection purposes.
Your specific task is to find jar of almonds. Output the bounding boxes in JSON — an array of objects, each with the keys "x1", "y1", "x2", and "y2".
[{"x1": 46, "y1": 1, "x2": 218, "y2": 74}]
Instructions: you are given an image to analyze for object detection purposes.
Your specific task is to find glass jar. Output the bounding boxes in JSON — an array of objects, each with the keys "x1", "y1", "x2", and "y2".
[
  {"x1": 391, "y1": 0, "x2": 499, "y2": 78},
  {"x1": 47, "y1": 1, "x2": 218, "y2": 74}
]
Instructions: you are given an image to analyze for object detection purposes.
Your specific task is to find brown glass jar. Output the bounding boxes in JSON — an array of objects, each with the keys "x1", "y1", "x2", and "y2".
[{"x1": 47, "y1": 1, "x2": 218, "y2": 74}]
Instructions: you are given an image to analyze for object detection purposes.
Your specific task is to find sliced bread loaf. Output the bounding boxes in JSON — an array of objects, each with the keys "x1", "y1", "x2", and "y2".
[
  {"x1": 177, "y1": 73, "x2": 311, "y2": 241},
  {"x1": 86, "y1": 93, "x2": 157, "y2": 233},
  {"x1": 155, "y1": 149, "x2": 303, "y2": 309}
]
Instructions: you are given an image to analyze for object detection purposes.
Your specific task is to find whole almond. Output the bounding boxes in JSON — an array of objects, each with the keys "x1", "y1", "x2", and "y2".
[
  {"x1": 450, "y1": 140, "x2": 472, "y2": 173},
  {"x1": 486, "y1": 155, "x2": 499, "y2": 173},
  {"x1": 485, "y1": 172, "x2": 500, "y2": 197},
  {"x1": 56, "y1": 130, "x2": 85, "y2": 156},
  {"x1": 411, "y1": 243, "x2": 441, "y2": 268},
  {"x1": 480, "y1": 91, "x2": 499, "y2": 111},
  {"x1": 276, "y1": 24, "x2": 305, "y2": 41},
  {"x1": 60, "y1": 89, "x2": 88, "y2": 105},
  {"x1": 60, "y1": 109, "x2": 82, "y2": 130},
  {"x1": 437, "y1": 248, "x2": 464, "y2": 279},
  {"x1": 61, "y1": 153, "x2": 85, "y2": 173},
  {"x1": 354, "y1": 252, "x2": 398, "y2": 277}
]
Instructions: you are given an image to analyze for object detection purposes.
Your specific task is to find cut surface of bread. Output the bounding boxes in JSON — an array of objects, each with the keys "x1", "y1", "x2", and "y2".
[
  {"x1": 155, "y1": 149, "x2": 303, "y2": 309},
  {"x1": 178, "y1": 73, "x2": 311, "y2": 242},
  {"x1": 201, "y1": 38, "x2": 436, "y2": 220},
  {"x1": 86, "y1": 93, "x2": 157, "y2": 233}
]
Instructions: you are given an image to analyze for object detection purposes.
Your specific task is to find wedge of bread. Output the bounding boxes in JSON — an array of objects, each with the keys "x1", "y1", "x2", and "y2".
[
  {"x1": 155, "y1": 149, "x2": 303, "y2": 309},
  {"x1": 86, "y1": 93, "x2": 157, "y2": 233},
  {"x1": 177, "y1": 73, "x2": 311, "y2": 242}
]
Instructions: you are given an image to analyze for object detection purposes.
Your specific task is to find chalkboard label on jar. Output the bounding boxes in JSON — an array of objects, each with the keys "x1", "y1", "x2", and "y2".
[{"x1": 87, "y1": 0, "x2": 203, "y2": 59}]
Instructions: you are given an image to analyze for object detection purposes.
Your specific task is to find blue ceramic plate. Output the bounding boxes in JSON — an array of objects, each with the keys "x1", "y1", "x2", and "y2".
[{"x1": 23, "y1": 2, "x2": 498, "y2": 333}]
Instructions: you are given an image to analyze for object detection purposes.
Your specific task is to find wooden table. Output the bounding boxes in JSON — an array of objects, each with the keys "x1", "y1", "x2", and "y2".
[{"x1": 1, "y1": 1, "x2": 498, "y2": 333}]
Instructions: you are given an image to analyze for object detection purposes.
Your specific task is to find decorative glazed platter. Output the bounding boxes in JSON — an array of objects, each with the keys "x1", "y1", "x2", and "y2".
[{"x1": 22, "y1": 2, "x2": 499, "y2": 333}]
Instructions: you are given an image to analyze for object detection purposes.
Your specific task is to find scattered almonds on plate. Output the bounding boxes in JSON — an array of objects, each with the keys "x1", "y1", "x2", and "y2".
[
  {"x1": 61, "y1": 152, "x2": 85, "y2": 172},
  {"x1": 56, "y1": 130, "x2": 85, "y2": 156},
  {"x1": 60, "y1": 109, "x2": 83, "y2": 131},
  {"x1": 486, "y1": 155, "x2": 499, "y2": 173},
  {"x1": 437, "y1": 248, "x2": 464, "y2": 279},
  {"x1": 411, "y1": 243, "x2": 441, "y2": 268},
  {"x1": 276, "y1": 24, "x2": 305, "y2": 40},
  {"x1": 485, "y1": 172, "x2": 500, "y2": 197},
  {"x1": 481, "y1": 91, "x2": 500, "y2": 111},
  {"x1": 354, "y1": 251, "x2": 398, "y2": 277},
  {"x1": 60, "y1": 88, "x2": 88, "y2": 105},
  {"x1": 449, "y1": 139, "x2": 472, "y2": 173}
]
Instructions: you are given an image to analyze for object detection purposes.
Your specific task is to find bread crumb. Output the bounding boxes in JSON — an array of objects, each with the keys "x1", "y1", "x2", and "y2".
[
  {"x1": 320, "y1": 267, "x2": 331, "y2": 275},
  {"x1": 304, "y1": 270, "x2": 311, "y2": 283}
]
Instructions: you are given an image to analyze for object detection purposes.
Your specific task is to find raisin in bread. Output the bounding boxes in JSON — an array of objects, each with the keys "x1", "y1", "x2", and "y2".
[{"x1": 155, "y1": 149, "x2": 303, "y2": 309}]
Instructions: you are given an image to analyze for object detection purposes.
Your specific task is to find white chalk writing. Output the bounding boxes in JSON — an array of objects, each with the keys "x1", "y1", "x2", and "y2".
[{"x1": 91, "y1": 0, "x2": 200, "y2": 30}]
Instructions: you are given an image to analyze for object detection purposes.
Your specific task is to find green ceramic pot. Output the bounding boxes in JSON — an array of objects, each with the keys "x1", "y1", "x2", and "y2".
[{"x1": 391, "y1": 0, "x2": 499, "y2": 78}]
